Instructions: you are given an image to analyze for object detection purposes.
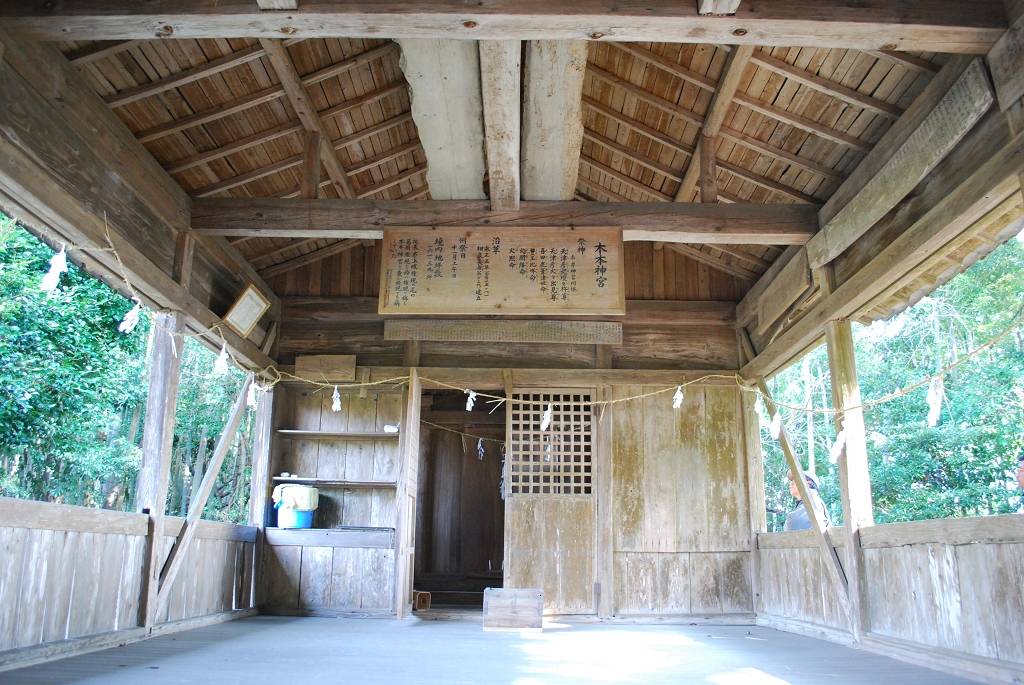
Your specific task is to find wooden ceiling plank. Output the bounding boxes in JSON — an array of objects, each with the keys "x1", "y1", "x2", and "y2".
[
  {"x1": 588, "y1": 65, "x2": 705, "y2": 127},
  {"x1": 9, "y1": 3, "x2": 1007, "y2": 53},
  {"x1": 579, "y1": 157, "x2": 675, "y2": 202},
  {"x1": 749, "y1": 50, "x2": 904, "y2": 119},
  {"x1": 712, "y1": 244, "x2": 774, "y2": 269},
  {"x1": 248, "y1": 237, "x2": 320, "y2": 263},
  {"x1": 583, "y1": 96, "x2": 695, "y2": 158},
  {"x1": 716, "y1": 157, "x2": 818, "y2": 203},
  {"x1": 862, "y1": 50, "x2": 941, "y2": 75},
  {"x1": 192, "y1": 198, "x2": 820, "y2": 244},
  {"x1": 717, "y1": 127, "x2": 843, "y2": 180},
  {"x1": 664, "y1": 243, "x2": 759, "y2": 281},
  {"x1": 260, "y1": 38, "x2": 357, "y2": 199},
  {"x1": 479, "y1": 40, "x2": 522, "y2": 210},
  {"x1": 582, "y1": 129, "x2": 683, "y2": 181},
  {"x1": 105, "y1": 44, "x2": 266, "y2": 107},
  {"x1": 355, "y1": 164, "x2": 428, "y2": 199},
  {"x1": 733, "y1": 92, "x2": 872, "y2": 151},
  {"x1": 258, "y1": 238, "x2": 363, "y2": 279},
  {"x1": 166, "y1": 120, "x2": 303, "y2": 174}
]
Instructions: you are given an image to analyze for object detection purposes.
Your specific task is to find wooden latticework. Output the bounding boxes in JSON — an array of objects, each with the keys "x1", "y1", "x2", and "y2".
[{"x1": 507, "y1": 390, "x2": 594, "y2": 496}]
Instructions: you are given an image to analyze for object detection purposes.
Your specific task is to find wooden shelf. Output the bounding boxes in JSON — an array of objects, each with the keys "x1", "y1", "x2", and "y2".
[
  {"x1": 272, "y1": 477, "x2": 397, "y2": 488},
  {"x1": 265, "y1": 526, "x2": 394, "y2": 549},
  {"x1": 276, "y1": 430, "x2": 400, "y2": 441}
]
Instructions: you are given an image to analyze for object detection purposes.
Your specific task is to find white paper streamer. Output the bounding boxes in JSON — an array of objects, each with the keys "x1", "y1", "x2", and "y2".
[
  {"x1": 247, "y1": 383, "x2": 258, "y2": 407},
  {"x1": 466, "y1": 390, "x2": 477, "y2": 411},
  {"x1": 926, "y1": 376, "x2": 943, "y2": 427},
  {"x1": 769, "y1": 411, "x2": 782, "y2": 440},
  {"x1": 40, "y1": 246, "x2": 68, "y2": 293},
  {"x1": 673, "y1": 386, "x2": 683, "y2": 409},
  {"x1": 214, "y1": 343, "x2": 230, "y2": 374},
  {"x1": 384, "y1": 424, "x2": 399, "y2": 433},
  {"x1": 118, "y1": 303, "x2": 142, "y2": 334},
  {"x1": 477, "y1": 438, "x2": 484, "y2": 460},
  {"x1": 828, "y1": 429, "x2": 847, "y2": 465},
  {"x1": 540, "y1": 403, "x2": 552, "y2": 431},
  {"x1": 332, "y1": 385, "x2": 342, "y2": 412}
]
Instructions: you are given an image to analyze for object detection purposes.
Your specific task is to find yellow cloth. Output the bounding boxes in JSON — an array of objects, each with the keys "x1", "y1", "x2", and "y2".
[{"x1": 272, "y1": 484, "x2": 319, "y2": 511}]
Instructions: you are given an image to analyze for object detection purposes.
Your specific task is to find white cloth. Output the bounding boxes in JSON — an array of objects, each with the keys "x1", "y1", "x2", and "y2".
[{"x1": 272, "y1": 484, "x2": 319, "y2": 511}]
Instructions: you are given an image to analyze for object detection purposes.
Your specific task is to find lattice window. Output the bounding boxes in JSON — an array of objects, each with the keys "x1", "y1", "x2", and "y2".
[{"x1": 507, "y1": 390, "x2": 593, "y2": 495}]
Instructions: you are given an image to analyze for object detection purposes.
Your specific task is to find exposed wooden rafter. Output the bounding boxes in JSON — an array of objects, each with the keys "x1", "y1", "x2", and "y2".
[
  {"x1": 665, "y1": 243, "x2": 760, "y2": 281},
  {"x1": 259, "y1": 38, "x2": 357, "y2": 199},
  {"x1": 259, "y1": 239, "x2": 363, "y2": 279}
]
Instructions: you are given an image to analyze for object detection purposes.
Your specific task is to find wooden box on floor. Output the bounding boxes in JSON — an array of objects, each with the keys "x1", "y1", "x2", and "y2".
[{"x1": 483, "y1": 589, "x2": 543, "y2": 632}]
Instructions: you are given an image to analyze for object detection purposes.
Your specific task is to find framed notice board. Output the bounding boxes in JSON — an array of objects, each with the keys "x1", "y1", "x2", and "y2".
[{"x1": 379, "y1": 227, "x2": 625, "y2": 315}]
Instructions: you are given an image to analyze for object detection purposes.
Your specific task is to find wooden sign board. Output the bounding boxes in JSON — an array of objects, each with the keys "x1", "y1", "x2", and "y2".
[
  {"x1": 379, "y1": 227, "x2": 625, "y2": 315},
  {"x1": 294, "y1": 355, "x2": 356, "y2": 382},
  {"x1": 223, "y1": 283, "x2": 271, "y2": 338}
]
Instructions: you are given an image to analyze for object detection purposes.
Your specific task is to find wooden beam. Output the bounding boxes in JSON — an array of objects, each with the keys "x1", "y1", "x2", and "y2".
[
  {"x1": 259, "y1": 38, "x2": 356, "y2": 199},
  {"x1": 703, "y1": 45, "x2": 755, "y2": 138},
  {"x1": 699, "y1": 134, "x2": 718, "y2": 203},
  {"x1": 300, "y1": 130, "x2": 322, "y2": 200},
  {"x1": 259, "y1": 238, "x2": 363, "y2": 279},
  {"x1": 807, "y1": 59, "x2": 994, "y2": 270},
  {"x1": 281, "y1": 296, "x2": 737, "y2": 326},
  {"x1": 988, "y1": 7, "x2": 1024, "y2": 111},
  {"x1": 743, "y1": 125, "x2": 1024, "y2": 380},
  {"x1": 522, "y1": 40, "x2": 588, "y2": 200},
  {"x1": 5, "y1": 2, "x2": 1007, "y2": 53},
  {"x1": 157, "y1": 376, "x2": 252, "y2": 614},
  {"x1": 479, "y1": 40, "x2": 521, "y2": 211},
  {"x1": 397, "y1": 39, "x2": 485, "y2": 200},
  {"x1": 192, "y1": 198, "x2": 820, "y2": 244},
  {"x1": 664, "y1": 243, "x2": 760, "y2": 281},
  {"x1": 172, "y1": 233, "x2": 195, "y2": 289},
  {"x1": 136, "y1": 312, "x2": 185, "y2": 628}
]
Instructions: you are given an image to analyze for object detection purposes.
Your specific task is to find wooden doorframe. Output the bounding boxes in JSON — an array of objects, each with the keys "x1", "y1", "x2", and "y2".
[{"x1": 502, "y1": 385, "x2": 603, "y2": 615}]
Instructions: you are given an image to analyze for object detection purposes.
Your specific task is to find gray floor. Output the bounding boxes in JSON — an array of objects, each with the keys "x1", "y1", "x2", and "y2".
[{"x1": 1, "y1": 615, "x2": 977, "y2": 685}]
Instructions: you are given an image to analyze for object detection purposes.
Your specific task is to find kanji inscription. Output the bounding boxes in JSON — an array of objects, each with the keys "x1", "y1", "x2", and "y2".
[{"x1": 379, "y1": 227, "x2": 625, "y2": 315}]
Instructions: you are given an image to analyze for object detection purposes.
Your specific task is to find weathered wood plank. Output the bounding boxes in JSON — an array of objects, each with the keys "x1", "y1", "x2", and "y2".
[
  {"x1": 988, "y1": 10, "x2": 1024, "y2": 111},
  {"x1": 479, "y1": 40, "x2": 521, "y2": 211},
  {"x1": 860, "y1": 514, "x2": 1024, "y2": 548},
  {"x1": 384, "y1": 320, "x2": 622, "y2": 344},
  {"x1": 191, "y1": 198, "x2": 819, "y2": 245},
  {"x1": 757, "y1": 249, "x2": 811, "y2": 336},
  {"x1": 2, "y1": 2, "x2": 1007, "y2": 53},
  {"x1": 0, "y1": 498, "x2": 147, "y2": 536},
  {"x1": 806, "y1": 59, "x2": 994, "y2": 270}
]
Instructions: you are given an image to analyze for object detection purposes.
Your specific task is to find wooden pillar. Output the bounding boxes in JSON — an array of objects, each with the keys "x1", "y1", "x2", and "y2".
[
  {"x1": 247, "y1": 383, "x2": 276, "y2": 609},
  {"x1": 825, "y1": 317, "x2": 874, "y2": 639},
  {"x1": 136, "y1": 311, "x2": 185, "y2": 628},
  {"x1": 394, "y1": 369, "x2": 422, "y2": 618},
  {"x1": 594, "y1": 384, "x2": 615, "y2": 617},
  {"x1": 738, "y1": 333, "x2": 767, "y2": 614}
]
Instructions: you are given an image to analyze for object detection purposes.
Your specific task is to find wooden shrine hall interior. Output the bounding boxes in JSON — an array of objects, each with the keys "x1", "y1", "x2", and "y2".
[{"x1": 0, "y1": 1, "x2": 1023, "y2": 682}]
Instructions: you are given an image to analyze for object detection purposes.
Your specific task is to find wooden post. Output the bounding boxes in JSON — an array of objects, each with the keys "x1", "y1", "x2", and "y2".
[
  {"x1": 156, "y1": 375, "x2": 252, "y2": 614},
  {"x1": 394, "y1": 369, "x2": 422, "y2": 618},
  {"x1": 594, "y1": 384, "x2": 615, "y2": 617},
  {"x1": 403, "y1": 339, "x2": 421, "y2": 367},
  {"x1": 247, "y1": 383, "x2": 276, "y2": 608},
  {"x1": 738, "y1": 333, "x2": 767, "y2": 614},
  {"x1": 821, "y1": 265, "x2": 874, "y2": 640},
  {"x1": 136, "y1": 311, "x2": 185, "y2": 628},
  {"x1": 699, "y1": 134, "x2": 718, "y2": 203},
  {"x1": 299, "y1": 130, "x2": 322, "y2": 200}
]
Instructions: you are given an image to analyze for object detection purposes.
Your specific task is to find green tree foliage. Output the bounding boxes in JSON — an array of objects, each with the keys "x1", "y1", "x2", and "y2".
[
  {"x1": 0, "y1": 215, "x2": 148, "y2": 505},
  {"x1": 762, "y1": 235, "x2": 1024, "y2": 529},
  {"x1": 0, "y1": 216, "x2": 254, "y2": 522}
]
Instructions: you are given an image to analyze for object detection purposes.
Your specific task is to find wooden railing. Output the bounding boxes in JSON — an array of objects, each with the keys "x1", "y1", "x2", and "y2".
[
  {"x1": 0, "y1": 497, "x2": 258, "y2": 671},
  {"x1": 757, "y1": 515, "x2": 1024, "y2": 683}
]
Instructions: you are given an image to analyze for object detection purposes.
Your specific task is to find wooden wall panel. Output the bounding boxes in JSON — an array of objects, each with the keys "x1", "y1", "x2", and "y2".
[
  {"x1": 612, "y1": 385, "x2": 749, "y2": 554},
  {"x1": 0, "y1": 503, "x2": 253, "y2": 658}
]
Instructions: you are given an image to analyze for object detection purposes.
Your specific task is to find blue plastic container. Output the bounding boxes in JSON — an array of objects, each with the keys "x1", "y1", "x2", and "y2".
[{"x1": 277, "y1": 507, "x2": 314, "y2": 529}]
